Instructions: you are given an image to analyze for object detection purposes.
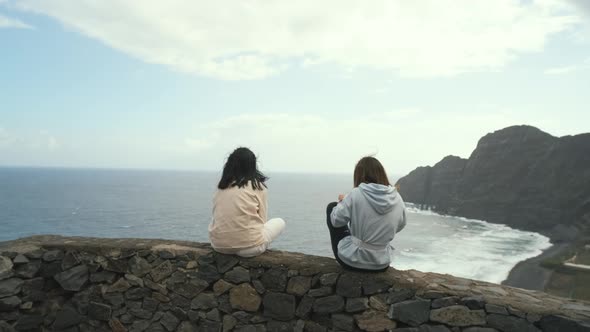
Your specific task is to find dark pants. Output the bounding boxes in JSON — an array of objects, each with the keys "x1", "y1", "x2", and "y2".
[{"x1": 326, "y1": 202, "x2": 388, "y2": 273}]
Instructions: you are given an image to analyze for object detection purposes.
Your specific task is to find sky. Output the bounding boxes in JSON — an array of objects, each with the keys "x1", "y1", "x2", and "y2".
[{"x1": 1, "y1": 0, "x2": 589, "y2": 175}]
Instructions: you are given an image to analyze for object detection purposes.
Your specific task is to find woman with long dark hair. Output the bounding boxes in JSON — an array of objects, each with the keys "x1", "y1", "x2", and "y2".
[
  {"x1": 326, "y1": 156, "x2": 406, "y2": 271},
  {"x1": 209, "y1": 147, "x2": 286, "y2": 257}
]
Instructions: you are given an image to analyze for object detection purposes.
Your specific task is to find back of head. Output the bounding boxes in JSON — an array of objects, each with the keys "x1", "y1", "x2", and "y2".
[
  {"x1": 353, "y1": 156, "x2": 390, "y2": 187},
  {"x1": 218, "y1": 147, "x2": 267, "y2": 190}
]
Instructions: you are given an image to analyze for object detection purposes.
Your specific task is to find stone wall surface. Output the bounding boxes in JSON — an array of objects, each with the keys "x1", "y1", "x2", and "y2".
[{"x1": 0, "y1": 235, "x2": 589, "y2": 332}]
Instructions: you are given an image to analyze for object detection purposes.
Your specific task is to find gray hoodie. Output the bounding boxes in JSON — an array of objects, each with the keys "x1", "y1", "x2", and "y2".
[{"x1": 330, "y1": 183, "x2": 407, "y2": 270}]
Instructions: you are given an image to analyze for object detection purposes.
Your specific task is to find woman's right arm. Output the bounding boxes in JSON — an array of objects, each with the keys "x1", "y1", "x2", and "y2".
[{"x1": 331, "y1": 193, "x2": 353, "y2": 227}]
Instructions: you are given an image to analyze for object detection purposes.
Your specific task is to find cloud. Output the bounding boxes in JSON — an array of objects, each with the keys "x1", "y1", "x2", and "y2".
[
  {"x1": 180, "y1": 109, "x2": 545, "y2": 174},
  {"x1": 544, "y1": 57, "x2": 590, "y2": 74},
  {"x1": 0, "y1": 13, "x2": 32, "y2": 29},
  {"x1": 9, "y1": 0, "x2": 581, "y2": 80}
]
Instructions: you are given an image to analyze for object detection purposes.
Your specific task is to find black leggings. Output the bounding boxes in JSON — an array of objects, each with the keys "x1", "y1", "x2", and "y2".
[{"x1": 326, "y1": 202, "x2": 388, "y2": 273}]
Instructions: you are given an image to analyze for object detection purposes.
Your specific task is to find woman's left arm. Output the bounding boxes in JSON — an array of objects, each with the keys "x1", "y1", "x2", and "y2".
[{"x1": 258, "y1": 188, "x2": 268, "y2": 222}]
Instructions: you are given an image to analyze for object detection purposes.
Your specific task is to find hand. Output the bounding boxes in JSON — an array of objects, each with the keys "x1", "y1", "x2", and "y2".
[{"x1": 338, "y1": 194, "x2": 345, "y2": 202}]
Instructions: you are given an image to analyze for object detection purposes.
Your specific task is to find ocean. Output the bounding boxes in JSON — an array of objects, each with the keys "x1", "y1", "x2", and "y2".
[{"x1": 0, "y1": 167, "x2": 552, "y2": 283}]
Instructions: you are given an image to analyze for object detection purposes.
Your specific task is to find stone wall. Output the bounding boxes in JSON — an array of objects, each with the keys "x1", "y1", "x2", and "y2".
[{"x1": 1, "y1": 236, "x2": 589, "y2": 332}]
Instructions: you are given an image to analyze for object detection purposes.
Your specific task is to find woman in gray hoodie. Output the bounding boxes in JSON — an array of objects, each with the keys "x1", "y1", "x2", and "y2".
[{"x1": 327, "y1": 156, "x2": 407, "y2": 272}]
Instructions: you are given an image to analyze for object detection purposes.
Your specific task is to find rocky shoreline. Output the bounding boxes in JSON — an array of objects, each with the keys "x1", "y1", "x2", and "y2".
[{"x1": 502, "y1": 244, "x2": 570, "y2": 291}]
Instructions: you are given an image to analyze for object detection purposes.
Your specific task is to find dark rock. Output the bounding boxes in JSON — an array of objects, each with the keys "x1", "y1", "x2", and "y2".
[
  {"x1": 103, "y1": 258, "x2": 129, "y2": 273},
  {"x1": 252, "y1": 280, "x2": 266, "y2": 294},
  {"x1": 14, "y1": 315, "x2": 44, "y2": 330},
  {"x1": 170, "y1": 307, "x2": 188, "y2": 320},
  {"x1": 388, "y1": 299, "x2": 431, "y2": 326},
  {"x1": 538, "y1": 314, "x2": 590, "y2": 332},
  {"x1": 198, "y1": 262, "x2": 222, "y2": 283},
  {"x1": 369, "y1": 294, "x2": 388, "y2": 311},
  {"x1": 191, "y1": 292, "x2": 218, "y2": 310},
  {"x1": 160, "y1": 312, "x2": 180, "y2": 331},
  {"x1": 312, "y1": 295, "x2": 344, "y2": 314},
  {"x1": 233, "y1": 311, "x2": 252, "y2": 324},
  {"x1": 0, "y1": 296, "x2": 21, "y2": 312},
  {"x1": 198, "y1": 320, "x2": 222, "y2": 331},
  {"x1": 14, "y1": 260, "x2": 41, "y2": 279},
  {"x1": 103, "y1": 292, "x2": 125, "y2": 307},
  {"x1": 362, "y1": 278, "x2": 390, "y2": 295},
  {"x1": 429, "y1": 306, "x2": 486, "y2": 327},
  {"x1": 128, "y1": 256, "x2": 152, "y2": 277},
  {"x1": 319, "y1": 273, "x2": 338, "y2": 287},
  {"x1": 158, "y1": 250, "x2": 175, "y2": 259},
  {"x1": 267, "y1": 320, "x2": 293, "y2": 332},
  {"x1": 152, "y1": 292, "x2": 170, "y2": 303},
  {"x1": 39, "y1": 261, "x2": 61, "y2": 278},
  {"x1": 295, "y1": 295, "x2": 314, "y2": 319},
  {"x1": 21, "y1": 277, "x2": 45, "y2": 302},
  {"x1": 213, "y1": 279, "x2": 234, "y2": 296},
  {"x1": 129, "y1": 308, "x2": 153, "y2": 320},
  {"x1": 0, "y1": 256, "x2": 13, "y2": 280},
  {"x1": 230, "y1": 283, "x2": 261, "y2": 312},
  {"x1": 0, "y1": 310, "x2": 19, "y2": 321},
  {"x1": 177, "y1": 321, "x2": 198, "y2": 332},
  {"x1": 144, "y1": 279, "x2": 168, "y2": 295},
  {"x1": 109, "y1": 319, "x2": 127, "y2": 332},
  {"x1": 223, "y1": 266, "x2": 250, "y2": 284},
  {"x1": 487, "y1": 314, "x2": 540, "y2": 332},
  {"x1": 207, "y1": 308, "x2": 221, "y2": 321},
  {"x1": 303, "y1": 320, "x2": 326, "y2": 332},
  {"x1": 387, "y1": 288, "x2": 415, "y2": 304},
  {"x1": 218, "y1": 294, "x2": 232, "y2": 314},
  {"x1": 42, "y1": 249, "x2": 64, "y2": 262},
  {"x1": 419, "y1": 325, "x2": 453, "y2": 332},
  {"x1": 54, "y1": 264, "x2": 88, "y2": 291},
  {"x1": 355, "y1": 309, "x2": 396, "y2": 331},
  {"x1": 23, "y1": 249, "x2": 43, "y2": 259},
  {"x1": 421, "y1": 291, "x2": 447, "y2": 299},
  {"x1": 170, "y1": 277, "x2": 209, "y2": 299},
  {"x1": 62, "y1": 251, "x2": 81, "y2": 270},
  {"x1": 88, "y1": 301, "x2": 112, "y2": 321},
  {"x1": 345, "y1": 297, "x2": 369, "y2": 313},
  {"x1": 462, "y1": 328, "x2": 499, "y2": 332},
  {"x1": 223, "y1": 314, "x2": 238, "y2": 331},
  {"x1": 461, "y1": 296, "x2": 485, "y2": 310},
  {"x1": 125, "y1": 287, "x2": 151, "y2": 300},
  {"x1": 90, "y1": 271, "x2": 117, "y2": 283},
  {"x1": 263, "y1": 292, "x2": 296, "y2": 321},
  {"x1": 125, "y1": 274, "x2": 144, "y2": 287},
  {"x1": 107, "y1": 278, "x2": 132, "y2": 293},
  {"x1": 307, "y1": 287, "x2": 332, "y2": 297},
  {"x1": 260, "y1": 268, "x2": 288, "y2": 292},
  {"x1": 0, "y1": 321, "x2": 16, "y2": 332},
  {"x1": 143, "y1": 297, "x2": 159, "y2": 312},
  {"x1": 332, "y1": 314, "x2": 354, "y2": 331},
  {"x1": 485, "y1": 303, "x2": 508, "y2": 315},
  {"x1": 150, "y1": 261, "x2": 174, "y2": 282},
  {"x1": 287, "y1": 276, "x2": 311, "y2": 296},
  {"x1": 0, "y1": 278, "x2": 23, "y2": 298},
  {"x1": 170, "y1": 293, "x2": 191, "y2": 310},
  {"x1": 53, "y1": 306, "x2": 83, "y2": 329},
  {"x1": 12, "y1": 254, "x2": 28, "y2": 265},
  {"x1": 216, "y1": 254, "x2": 240, "y2": 273},
  {"x1": 147, "y1": 322, "x2": 166, "y2": 332},
  {"x1": 431, "y1": 296, "x2": 460, "y2": 309},
  {"x1": 336, "y1": 274, "x2": 362, "y2": 298}
]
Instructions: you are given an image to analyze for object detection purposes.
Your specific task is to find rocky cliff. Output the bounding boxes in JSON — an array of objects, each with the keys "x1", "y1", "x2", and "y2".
[
  {"x1": 396, "y1": 125, "x2": 590, "y2": 241},
  {"x1": 1, "y1": 236, "x2": 590, "y2": 332}
]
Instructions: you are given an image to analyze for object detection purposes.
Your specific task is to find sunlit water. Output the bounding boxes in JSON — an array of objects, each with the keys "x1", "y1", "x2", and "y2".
[{"x1": 0, "y1": 168, "x2": 551, "y2": 283}]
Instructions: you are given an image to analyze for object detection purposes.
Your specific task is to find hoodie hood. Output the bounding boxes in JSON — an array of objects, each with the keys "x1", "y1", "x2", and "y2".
[{"x1": 358, "y1": 183, "x2": 399, "y2": 214}]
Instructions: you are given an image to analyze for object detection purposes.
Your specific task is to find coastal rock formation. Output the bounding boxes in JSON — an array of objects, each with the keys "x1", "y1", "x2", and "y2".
[
  {"x1": 0, "y1": 235, "x2": 589, "y2": 331},
  {"x1": 396, "y1": 125, "x2": 590, "y2": 240}
]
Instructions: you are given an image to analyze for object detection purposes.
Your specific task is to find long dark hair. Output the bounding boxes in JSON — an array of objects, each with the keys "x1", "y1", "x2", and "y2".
[
  {"x1": 218, "y1": 147, "x2": 268, "y2": 190},
  {"x1": 353, "y1": 156, "x2": 390, "y2": 187}
]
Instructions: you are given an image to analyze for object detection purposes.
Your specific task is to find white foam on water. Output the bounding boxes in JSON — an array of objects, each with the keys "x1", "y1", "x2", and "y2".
[{"x1": 392, "y1": 205, "x2": 552, "y2": 283}]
